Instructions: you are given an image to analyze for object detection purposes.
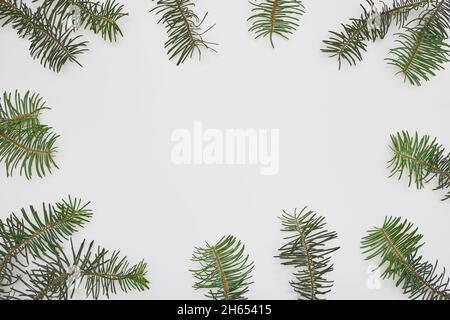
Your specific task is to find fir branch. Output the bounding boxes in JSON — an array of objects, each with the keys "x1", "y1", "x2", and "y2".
[
  {"x1": 151, "y1": 0, "x2": 217, "y2": 65},
  {"x1": 42, "y1": 0, "x2": 128, "y2": 42},
  {"x1": 0, "y1": 124, "x2": 58, "y2": 179},
  {"x1": 0, "y1": 91, "x2": 58, "y2": 179},
  {"x1": 322, "y1": 0, "x2": 433, "y2": 69},
  {"x1": 388, "y1": 131, "x2": 450, "y2": 200},
  {"x1": 0, "y1": 197, "x2": 92, "y2": 299},
  {"x1": 0, "y1": 0, "x2": 88, "y2": 72},
  {"x1": 18, "y1": 239, "x2": 149, "y2": 300},
  {"x1": 0, "y1": 91, "x2": 45, "y2": 130},
  {"x1": 248, "y1": 0, "x2": 305, "y2": 48},
  {"x1": 361, "y1": 216, "x2": 449, "y2": 300},
  {"x1": 191, "y1": 235, "x2": 254, "y2": 300},
  {"x1": 81, "y1": 243, "x2": 149, "y2": 299},
  {"x1": 276, "y1": 207, "x2": 339, "y2": 300},
  {"x1": 387, "y1": 0, "x2": 450, "y2": 85}
]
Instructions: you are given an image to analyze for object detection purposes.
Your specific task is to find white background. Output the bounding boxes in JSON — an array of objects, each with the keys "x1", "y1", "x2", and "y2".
[{"x1": 0, "y1": 0, "x2": 449, "y2": 300}]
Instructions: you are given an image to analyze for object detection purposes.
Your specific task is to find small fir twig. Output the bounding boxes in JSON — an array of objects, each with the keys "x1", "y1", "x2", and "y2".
[
  {"x1": 276, "y1": 207, "x2": 339, "y2": 300},
  {"x1": 191, "y1": 235, "x2": 254, "y2": 300},
  {"x1": 388, "y1": 131, "x2": 450, "y2": 200},
  {"x1": 248, "y1": 0, "x2": 305, "y2": 48},
  {"x1": 0, "y1": 91, "x2": 59, "y2": 179},
  {"x1": 151, "y1": 0, "x2": 217, "y2": 65},
  {"x1": 362, "y1": 216, "x2": 449, "y2": 300}
]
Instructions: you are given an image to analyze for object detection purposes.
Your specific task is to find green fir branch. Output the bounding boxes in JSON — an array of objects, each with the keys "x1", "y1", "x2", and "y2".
[
  {"x1": 276, "y1": 207, "x2": 339, "y2": 300},
  {"x1": 322, "y1": 0, "x2": 432, "y2": 69},
  {"x1": 0, "y1": 0, "x2": 88, "y2": 72},
  {"x1": 18, "y1": 239, "x2": 149, "y2": 300},
  {"x1": 361, "y1": 216, "x2": 449, "y2": 300},
  {"x1": 191, "y1": 235, "x2": 254, "y2": 300},
  {"x1": 42, "y1": 0, "x2": 128, "y2": 42},
  {"x1": 322, "y1": 0, "x2": 450, "y2": 84},
  {"x1": 0, "y1": 91, "x2": 59, "y2": 179},
  {"x1": 0, "y1": 125, "x2": 58, "y2": 178},
  {"x1": 0, "y1": 91, "x2": 45, "y2": 130},
  {"x1": 151, "y1": 0, "x2": 217, "y2": 65},
  {"x1": 248, "y1": 0, "x2": 305, "y2": 48},
  {"x1": 387, "y1": 0, "x2": 450, "y2": 85},
  {"x1": 0, "y1": 197, "x2": 92, "y2": 299},
  {"x1": 388, "y1": 131, "x2": 450, "y2": 200}
]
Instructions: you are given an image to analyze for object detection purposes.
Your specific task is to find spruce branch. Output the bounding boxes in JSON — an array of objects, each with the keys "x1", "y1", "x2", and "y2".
[
  {"x1": 41, "y1": 0, "x2": 128, "y2": 42},
  {"x1": 388, "y1": 131, "x2": 450, "y2": 200},
  {"x1": 18, "y1": 239, "x2": 149, "y2": 300},
  {"x1": 0, "y1": 91, "x2": 59, "y2": 179},
  {"x1": 0, "y1": 0, "x2": 88, "y2": 72},
  {"x1": 0, "y1": 197, "x2": 92, "y2": 298},
  {"x1": 322, "y1": 0, "x2": 450, "y2": 84},
  {"x1": 322, "y1": 0, "x2": 431, "y2": 68},
  {"x1": 0, "y1": 91, "x2": 45, "y2": 130},
  {"x1": 387, "y1": 0, "x2": 450, "y2": 85},
  {"x1": 248, "y1": 0, "x2": 305, "y2": 48},
  {"x1": 0, "y1": 125, "x2": 58, "y2": 178},
  {"x1": 191, "y1": 235, "x2": 254, "y2": 300},
  {"x1": 1, "y1": 197, "x2": 149, "y2": 300},
  {"x1": 150, "y1": 0, "x2": 217, "y2": 65},
  {"x1": 362, "y1": 216, "x2": 449, "y2": 300},
  {"x1": 276, "y1": 207, "x2": 339, "y2": 300}
]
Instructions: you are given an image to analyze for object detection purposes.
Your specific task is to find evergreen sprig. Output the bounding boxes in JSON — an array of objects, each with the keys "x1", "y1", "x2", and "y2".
[
  {"x1": 0, "y1": 196, "x2": 149, "y2": 300},
  {"x1": 387, "y1": 0, "x2": 450, "y2": 85},
  {"x1": 0, "y1": 0, "x2": 88, "y2": 72},
  {"x1": 248, "y1": 0, "x2": 305, "y2": 48},
  {"x1": 0, "y1": 91, "x2": 59, "y2": 179},
  {"x1": 0, "y1": 197, "x2": 92, "y2": 299},
  {"x1": 388, "y1": 131, "x2": 450, "y2": 200},
  {"x1": 151, "y1": 0, "x2": 217, "y2": 65},
  {"x1": 191, "y1": 235, "x2": 254, "y2": 300},
  {"x1": 276, "y1": 207, "x2": 339, "y2": 300},
  {"x1": 322, "y1": 0, "x2": 431, "y2": 67},
  {"x1": 0, "y1": 0, "x2": 127, "y2": 71},
  {"x1": 42, "y1": 0, "x2": 128, "y2": 42},
  {"x1": 0, "y1": 90, "x2": 45, "y2": 129},
  {"x1": 18, "y1": 240, "x2": 149, "y2": 300},
  {"x1": 322, "y1": 0, "x2": 449, "y2": 85},
  {"x1": 362, "y1": 216, "x2": 449, "y2": 300}
]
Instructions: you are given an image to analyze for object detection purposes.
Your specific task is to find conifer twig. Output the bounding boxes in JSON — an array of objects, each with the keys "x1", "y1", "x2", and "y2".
[
  {"x1": 1, "y1": 197, "x2": 149, "y2": 300},
  {"x1": 276, "y1": 207, "x2": 339, "y2": 300},
  {"x1": 388, "y1": 131, "x2": 450, "y2": 200},
  {"x1": 150, "y1": 0, "x2": 217, "y2": 65},
  {"x1": 0, "y1": 91, "x2": 59, "y2": 179},
  {"x1": 248, "y1": 0, "x2": 305, "y2": 48},
  {"x1": 362, "y1": 216, "x2": 449, "y2": 300},
  {"x1": 322, "y1": 0, "x2": 449, "y2": 85},
  {"x1": 191, "y1": 235, "x2": 254, "y2": 300},
  {"x1": 0, "y1": 0, "x2": 127, "y2": 71}
]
